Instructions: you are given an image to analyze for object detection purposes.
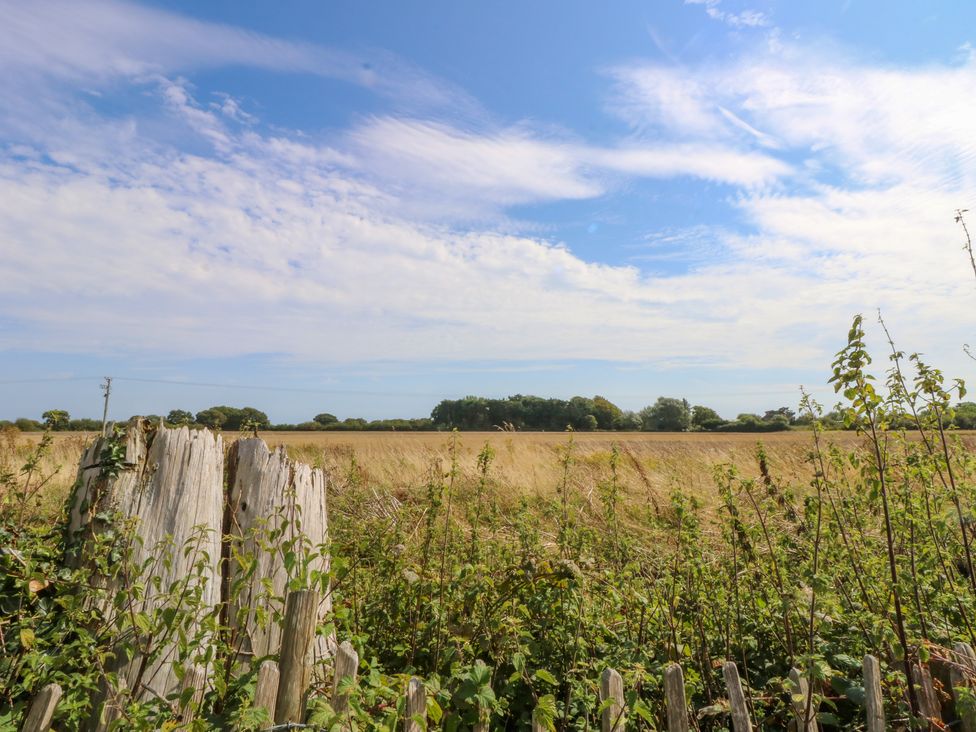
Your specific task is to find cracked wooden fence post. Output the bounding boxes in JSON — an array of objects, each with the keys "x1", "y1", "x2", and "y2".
[
  {"x1": 226, "y1": 439, "x2": 333, "y2": 671},
  {"x1": 862, "y1": 654, "x2": 885, "y2": 732},
  {"x1": 405, "y1": 677, "x2": 426, "y2": 732},
  {"x1": 665, "y1": 663, "x2": 690, "y2": 732},
  {"x1": 600, "y1": 667, "x2": 624, "y2": 732},
  {"x1": 723, "y1": 661, "x2": 753, "y2": 732},
  {"x1": 22, "y1": 683, "x2": 62, "y2": 732},
  {"x1": 788, "y1": 668, "x2": 818, "y2": 732},
  {"x1": 332, "y1": 640, "x2": 359, "y2": 714},
  {"x1": 951, "y1": 642, "x2": 976, "y2": 732},
  {"x1": 252, "y1": 660, "x2": 280, "y2": 726},
  {"x1": 67, "y1": 421, "x2": 223, "y2": 731},
  {"x1": 274, "y1": 589, "x2": 320, "y2": 724}
]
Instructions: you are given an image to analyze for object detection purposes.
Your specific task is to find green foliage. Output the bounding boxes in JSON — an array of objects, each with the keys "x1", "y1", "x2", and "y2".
[{"x1": 639, "y1": 397, "x2": 691, "y2": 431}]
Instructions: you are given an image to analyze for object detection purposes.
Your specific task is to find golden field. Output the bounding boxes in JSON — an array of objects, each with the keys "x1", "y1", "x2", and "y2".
[{"x1": 2, "y1": 426, "x2": 874, "y2": 523}]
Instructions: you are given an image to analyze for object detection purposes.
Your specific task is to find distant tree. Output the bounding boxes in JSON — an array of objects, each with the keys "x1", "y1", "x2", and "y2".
[
  {"x1": 762, "y1": 407, "x2": 796, "y2": 424},
  {"x1": 194, "y1": 406, "x2": 269, "y2": 430},
  {"x1": 167, "y1": 409, "x2": 194, "y2": 426},
  {"x1": 195, "y1": 407, "x2": 228, "y2": 429},
  {"x1": 954, "y1": 402, "x2": 976, "y2": 429},
  {"x1": 640, "y1": 398, "x2": 691, "y2": 431},
  {"x1": 691, "y1": 405, "x2": 725, "y2": 431},
  {"x1": 313, "y1": 413, "x2": 339, "y2": 426},
  {"x1": 592, "y1": 396, "x2": 623, "y2": 430},
  {"x1": 614, "y1": 410, "x2": 643, "y2": 431},
  {"x1": 42, "y1": 409, "x2": 69, "y2": 430},
  {"x1": 15, "y1": 418, "x2": 42, "y2": 432}
]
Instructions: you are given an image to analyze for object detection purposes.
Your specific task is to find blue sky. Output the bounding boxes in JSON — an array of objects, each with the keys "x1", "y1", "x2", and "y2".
[{"x1": 1, "y1": 0, "x2": 975, "y2": 423}]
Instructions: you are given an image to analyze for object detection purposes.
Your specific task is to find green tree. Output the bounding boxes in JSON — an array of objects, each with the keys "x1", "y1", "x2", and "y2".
[
  {"x1": 954, "y1": 401, "x2": 976, "y2": 429},
  {"x1": 313, "y1": 412, "x2": 339, "y2": 426},
  {"x1": 640, "y1": 397, "x2": 691, "y2": 431},
  {"x1": 41, "y1": 410, "x2": 69, "y2": 430},
  {"x1": 166, "y1": 409, "x2": 194, "y2": 426},
  {"x1": 592, "y1": 396, "x2": 623, "y2": 430},
  {"x1": 691, "y1": 405, "x2": 725, "y2": 431}
]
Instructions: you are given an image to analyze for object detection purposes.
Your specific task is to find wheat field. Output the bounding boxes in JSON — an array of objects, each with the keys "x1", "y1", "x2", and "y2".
[{"x1": 2, "y1": 426, "x2": 874, "y2": 523}]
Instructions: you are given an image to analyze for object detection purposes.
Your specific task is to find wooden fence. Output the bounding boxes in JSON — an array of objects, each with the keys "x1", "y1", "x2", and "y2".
[{"x1": 17, "y1": 421, "x2": 976, "y2": 730}]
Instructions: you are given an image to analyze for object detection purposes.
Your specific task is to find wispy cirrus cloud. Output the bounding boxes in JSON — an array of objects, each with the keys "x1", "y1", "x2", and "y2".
[{"x1": 0, "y1": 0, "x2": 974, "y2": 395}]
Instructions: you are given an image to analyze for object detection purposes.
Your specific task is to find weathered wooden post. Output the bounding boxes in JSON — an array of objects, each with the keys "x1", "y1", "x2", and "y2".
[
  {"x1": 862, "y1": 654, "x2": 885, "y2": 732},
  {"x1": 332, "y1": 641, "x2": 359, "y2": 714},
  {"x1": 951, "y1": 642, "x2": 976, "y2": 732},
  {"x1": 600, "y1": 667, "x2": 625, "y2": 732},
  {"x1": 405, "y1": 677, "x2": 426, "y2": 732},
  {"x1": 226, "y1": 439, "x2": 333, "y2": 667},
  {"x1": 723, "y1": 661, "x2": 753, "y2": 732},
  {"x1": 788, "y1": 668, "x2": 818, "y2": 732},
  {"x1": 664, "y1": 663, "x2": 690, "y2": 732},
  {"x1": 176, "y1": 665, "x2": 206, "y2": 723},
  {"x1": 275, "y1": 589, "x2": 320, "y2": 724},
  {"x1": 68, "y1": 421, "x2": 223, "y2": 730},
  {"x1": 253, "y1": 660, "x2": 280, "y2": 724},
  {"x1": 22, "y1": 683, "x2": 62, "y2": 732},
  {"x1": 912, "y1": 663, "x2": 942, "y2": 724}
]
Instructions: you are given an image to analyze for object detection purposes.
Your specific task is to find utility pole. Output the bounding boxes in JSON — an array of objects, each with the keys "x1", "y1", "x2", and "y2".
[{"x1": 100, "y1": 376, "x2": 113, "y2": 436}]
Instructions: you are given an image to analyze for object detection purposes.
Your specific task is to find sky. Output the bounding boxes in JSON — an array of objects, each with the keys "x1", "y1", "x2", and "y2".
[{"x1": 1, "y1": 0, "x2": 975, "y2": 423}]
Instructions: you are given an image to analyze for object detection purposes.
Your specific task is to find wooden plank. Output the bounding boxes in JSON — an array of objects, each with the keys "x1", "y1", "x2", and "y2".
[
  {"x1": 405, "y1": 677, "x2": 426, "y2": 732},
  {"x1": 862, "y1": 654, "x2": 885, "y2": 732},
  {"x1": 226, "y1": 439, "x2": 333, "y2": 668},
  {"x1": 331, "y1": 640, "x2": 359, "y2": 714},
  {"x1": 788, "y1": 668, "x2": 818, "y2": 732},
  {"x1": 600, "y1": 667, "x2": 625, "y2": 732},
  {"x1": 68, "y1": 422, "x2": 224, "y2": 723},
  {"x1": 723, "y1": 661, "x2": 753, "y2": 732},
  {"x1": 22, "y1": 683, "x2": 62, "y2": 732},
  {"x1": 275, "y1": 589, "x2": 320, "y2": 724},
  {"x1": 664, "y1": 663, "x2": 690, "y2": 732},
  {"x1": 912, "y1": 663, "x2": 942, "y2": 725},
  {"x1": 176, "y1": 665, "x2": 206, "y2": 723},
  {"x1": 252, "y1": 660, "x2": 280, "y2": 724}
]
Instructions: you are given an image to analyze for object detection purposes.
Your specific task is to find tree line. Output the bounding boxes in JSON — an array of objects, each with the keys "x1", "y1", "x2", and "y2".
[{"x1": 8, "y1": 398, "x2": 976, "y2": 433}]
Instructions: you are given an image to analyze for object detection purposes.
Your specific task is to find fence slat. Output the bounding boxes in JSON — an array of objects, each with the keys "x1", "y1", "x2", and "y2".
[
  {"x1": 664, "y1": 663, "x2": 690, "y2": 732},
  {"x1": 788, "y1": 668, "x2": 818, "y2": 732},
  {"x1": 332, "y1": 641, "x2": 359, "y2": 714},
  {"x1": 951, "y1": 642, "x2": 976, "y2": 732},
  {"x1": 405, "y1": 677, "x2": 426, "y2": 732},
  {"x1": 22, "y1": 683, "x2": 62, "y2": 732},
  {"x1": 275, "y1": 589, "x2": 320, "y2": 724},
  {"x1": 600, "y1": 667, "x2": 625, "y2": 732},
  {"x1": 862, "y1": 654, "x2": 885, "y2": 732},
  {"x1": 176, "y1": 665, "x2": 206, "y2": 723},
  {"x1": 253, "y1": 660, "x2": 280, "y2": 725},
  {"x1": 912, "y1": 663, "x2": 942, "y2": 724},
  {"x1": 723, "y1": 661, "x2": 753, "y2": 732}
]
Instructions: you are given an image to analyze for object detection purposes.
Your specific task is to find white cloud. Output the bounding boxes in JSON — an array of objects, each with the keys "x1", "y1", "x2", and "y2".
[{"x1": 0, "y1": 0, "x2": 974, "y2": 387}]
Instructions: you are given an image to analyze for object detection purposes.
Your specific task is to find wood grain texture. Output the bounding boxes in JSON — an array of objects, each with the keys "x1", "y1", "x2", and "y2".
[
  {"x1": 275, "y1": 589, "x2": 320, "y2": 724},
  {"x1": 862, "y1": 654, "x2": 885, "y2": 732},
  {"x1": 723, "y1": 662, "x2": 753, "y2": 732},
  {"x1": 600, "y1": 667, "x2": 624, "y2": 732},
  {"x1": 253, "y1": 660, "x2": 280, "y2": 725},
  {"x1": 664, "y1": 663, "x2": 689, "y2": 732},
  {"x1": 22, "y1": 683, "x2": 62, "y2": 732},
  {"x1": 788, "y1": 668, "x2": 818, "y2": 732},
  {"x1": 405, "y1": 677, "x2": 426, "y2": 732},
  {"x1": 68, "y1": 421, "x2": 223, "y2": 719},
  {"x1": 226, "y1": 438, "x2": 333, "y2": 666},
  {"x1": 331, "y1": 640, "x2": 359, "y2": 714}
]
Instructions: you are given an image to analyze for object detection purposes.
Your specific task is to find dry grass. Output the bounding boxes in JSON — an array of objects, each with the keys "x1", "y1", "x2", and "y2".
[{"x1": 3, "y1": 427, "x2": 863, "y2": 521}]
